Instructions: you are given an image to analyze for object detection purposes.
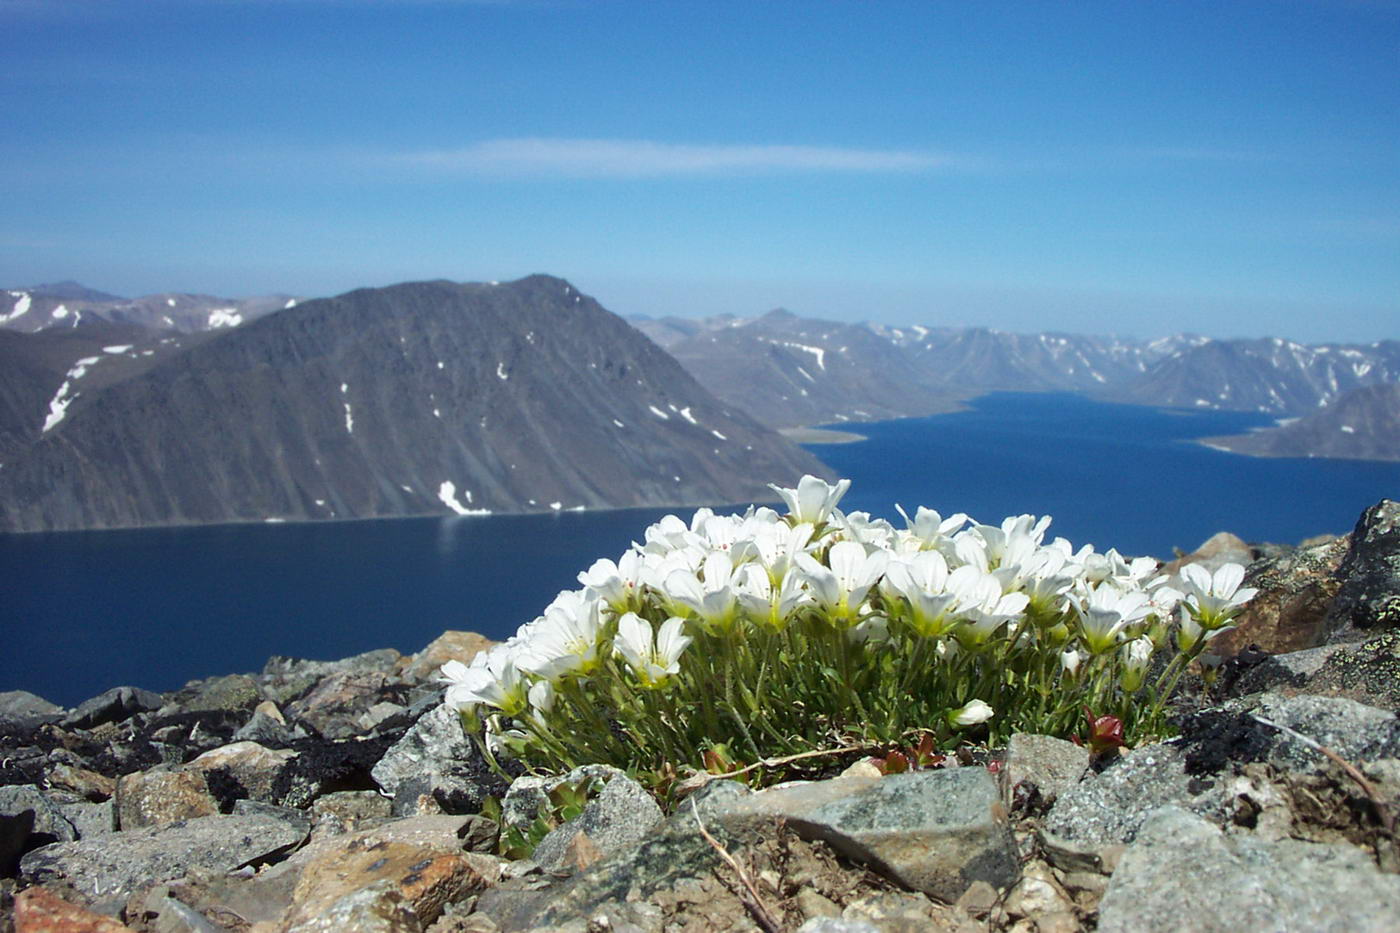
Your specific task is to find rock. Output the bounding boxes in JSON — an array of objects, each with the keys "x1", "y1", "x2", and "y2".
[
  {"x1": 714, "y1": 769, "x2": 1020, "y2": 902},
  {"x1": 1, "y1": 785, "x2": 77, "y2": 875},
  {"x1": 798, "y1": 916, "x2": 879, "y2": 933},
  {"x1": 1162, "y1": 531, "x2": 1254, "y2": 577},
  {"x1": 12, "y1": 885, "x2": 138, "y2": 932},
  {"x1": 163, "y1": 673, "x2": 265, "y2": 715},
  {"x1": 62, "y1": 687, "x2": 164, "y2": 730},
  {"x1": 281, "y1": 837, "x2": 492, "y2": 930},
  {"x1": 1043, "y1": 742, "x2": 1225, "y2": 852},
  {"x1": 261, "y1": 650, "x2": 403, "y2": 706},
  {"x1": 1002, "y1": 862, "x2": 1073, "y2": 921},
  {"x1": 47, "y1": 764, "x2": 117, "y2": 802},
  {"x1": 57, "y1": 801, "x2": 115, "y2": 841},
  {"x1": 531, "y1": 773, "x2": 663, "y2": 873},
  {"x1": 1218, "y1": 642, "x2": 1347, "y2": 697},
  {"x1": 1213, "y1": 536, "x2": 1347, "y2": 657},
  {"x1": 283, "y1": 882, "x2": 424, "y2": 933},
  {"x1": 372, "y1": 704, "x2": 503, "y2": 816},
  {"x1": 114, "y1": 769, "x2": 219, "y2": 830},
  {"x1": 232, "y1": 799, "x2": 314, "y2": 840},
  {"x1": 19, "y1": 812, "x2": 308, "y2": 912},
  {"x1": 187, "y1": 740, "x2": 298, "y2": 803},
  {"x1": 1329, "y1": 499, "x2": 1400, "y2": 636},
  {"x1": 1304, "y1": 629, "x2": 1400, "y2": 709},
  {"x1": 1098, "y1": 806, "x2": 1400, "y2": 932},
  {"x1": 287, "y1": 670, "x2": 395, "y2": 740},
  {"x1": 404, "y1": 632, "x2": 496, "y2": 684},
  {"x1": 310, "y1": 790, "x2": 394, "y2": 838},
  {"x1": 499, "y1": 765, "x2": 625, "y2": 832},
  {"x1": 0, "y1": 690, "x2": 65, "y2": 729},
  {"x1": 232, "y1": 702, "x2": 300, "y2": 747},
  {"x1": 1000, "y1": 734, "x2": 1090, "y2": 806}
]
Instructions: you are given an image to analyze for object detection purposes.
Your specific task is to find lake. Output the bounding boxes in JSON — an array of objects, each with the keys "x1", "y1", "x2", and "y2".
[{"x1": 4, "y1": 392, "x2": 1397, "y2": 707}]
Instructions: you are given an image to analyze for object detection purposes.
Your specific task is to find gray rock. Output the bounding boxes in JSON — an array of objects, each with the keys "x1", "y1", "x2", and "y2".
[
  {"x1": 1044, "y1": 743, "x2": 1228, "y2": 849},
  {"x1": 260, "y1": 649, "x2": 403, "y2": 705},
  {"x1": 500, "y1": 764, "x2": 624, "y2": 832},
  {"x1": 1304, "y1": 629, "x2": 1400, "y2": 709},
  {"x1": 57, "y1": 800, "x2": 115, "y2": 840},
  {"x1": 1248, "y1": 692, "x2": 1400, "y2": 768},
  {"x1": 372, "y1": 703, "x2": 494, "y2": 814},
  {"x1": 1001, "y1": 733, "x2": 1090, "y2": 805},
  {"x1": 284, "y1": 881, "x2": 423, "y2": 933},
  {"x1": 0, "y1": 784, "x2": 76, "y2": 874},
  {"x1": 62, "y1": 685, "x2": 164, "y2": 729},
  {"x1": 310, "y1": 790, "x2": 394, "y2": 837},
  {"x1": 714, "y1": 769, "x2": 1020, "y2": 901},
  {"x1": 1221, "y1": 642, "x2": 1346, "y2": 697},
  {"x1": 1098, "y1": 806, "x2": 1400, "y2": 933},
  {"x1": 532, "y1": 773, "x2": 664, "y2": 872},
  {"x1": 232, "y1": 704, "x2": 301, "y2": 746},
  {"x1": 232, "y1": 799, "x2": 313, "y2": 838},
  {"x1": 1329, "y1": 499, "x2": 1400, "y2": 636},
  {"x1": 19, "y1": 812, "x2": 308, "y2": 910},
  {"x1": 0, "y1": 689, "x2": 64, "y2": 728}
]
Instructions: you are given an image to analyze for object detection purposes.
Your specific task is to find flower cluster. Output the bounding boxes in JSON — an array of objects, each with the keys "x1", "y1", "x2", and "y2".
[{"x1": 442, "y1": 476, "x2": 1255, "y2": 779}]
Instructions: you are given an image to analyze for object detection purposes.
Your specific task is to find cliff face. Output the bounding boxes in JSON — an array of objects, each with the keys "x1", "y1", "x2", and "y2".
[{"x1": 0, "y1": 276, "x2": 829, "y2": 532}]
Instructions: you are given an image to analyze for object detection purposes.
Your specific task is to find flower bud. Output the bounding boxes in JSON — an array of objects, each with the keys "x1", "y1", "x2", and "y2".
[{"x1": 947, "y1": 699, "x2": 994, "y2": 728}]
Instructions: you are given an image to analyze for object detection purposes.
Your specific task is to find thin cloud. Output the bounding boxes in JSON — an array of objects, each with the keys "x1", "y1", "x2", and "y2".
[{"x1": 396, "y1": 138, "x2": 958, "y2": 178}]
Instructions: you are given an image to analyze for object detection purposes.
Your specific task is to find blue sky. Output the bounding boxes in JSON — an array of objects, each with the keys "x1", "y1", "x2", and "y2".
[{"x1": 2, "y1": 0, "x2": 1397, "y2": 342}]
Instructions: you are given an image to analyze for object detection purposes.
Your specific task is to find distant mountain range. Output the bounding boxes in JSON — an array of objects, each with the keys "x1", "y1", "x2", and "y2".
[
  {"x1": 633, "y1": 311, "x2": 1400, "y2": 452},
  {"x1": 2, "y1": 282, "x2": 298, "y2": 334},
  {"x1": 0, "y1": 277, "x2": 825, "y2": 533}
]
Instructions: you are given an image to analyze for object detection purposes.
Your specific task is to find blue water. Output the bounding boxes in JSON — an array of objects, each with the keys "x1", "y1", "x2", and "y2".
[
  {"x1": 3, "y1": 392, "x2": 1396, "y2": 707},
  {"x1": 815, "y1": 393, "x2": 1399, "y2": 557}
]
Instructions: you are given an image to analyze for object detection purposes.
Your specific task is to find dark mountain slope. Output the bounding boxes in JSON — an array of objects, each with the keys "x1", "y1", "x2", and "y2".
[
  {"x1": 1203, "y1": 382, "x2": 1400, "y2": 461},
  {"x1": 0, "y1": 276, "x2": 827, "y2": 533}
]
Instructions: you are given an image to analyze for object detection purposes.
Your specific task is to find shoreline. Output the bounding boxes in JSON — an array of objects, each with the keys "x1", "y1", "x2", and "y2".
[{"x1": 782, "y1": 426, "x2": 869, "y2": 445}]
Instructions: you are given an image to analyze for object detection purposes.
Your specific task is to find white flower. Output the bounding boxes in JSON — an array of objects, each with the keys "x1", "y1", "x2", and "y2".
[
  {"x1": 578, "y1": 551, "x2": 643, "y2": 612},
  {"x1": 665, "y1": 551, "x2": 739, "y2": 632},
  {"x1": 797, "y1": 540, "x2": 888, "y2": 623},
  {"x1": 735, "y1": 564, "x2": 808, "y2": 629},
  {"x1": 1072, "y1": 584, "x2": 1151, "y2": 655},
  {"x1": 894, "y1": 503, "x2": 968, "y2": 553},
  {"x1": 882, "y1": 551, "x2": 959, "y2": 638},
  {"x1": 1119, "y1": 636, "x2": 1154, "y2": 692},
  {"x1": 613, "y1": 613, "x2": 692, "y2": 687},
  {"x1": 947, "y1": 699, "x2": 994, "y2": 727},
  {"x1": 515, "y1": 590, "x2": 605, "y2": 682},
  {"x1": 1060, "y1": 647, "x2": 1084, "y2": 675},
  {"x1": 444, "y1": 649, "x2": 528, "y2": 716},
  {"x1": 1178, "y1": 562, "x2": 1256, "y2": 629},
  {"x1": 769, "y1": 475, "x2": 851, "y2": 525}
]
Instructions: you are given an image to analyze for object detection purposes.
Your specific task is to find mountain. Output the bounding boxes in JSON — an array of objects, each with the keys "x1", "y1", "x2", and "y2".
[
  {"x1": 0, "y1": 276, "x2": 828, "y2": 533},
  {"x1": 663, "y1": 309, "x2": 966, "y2": 430},
  {"x1": 1, "y1": 284, "x2": 298, "y2": 335},
  {"x1": 1201, "y1": 383, "x2": 1400, "y2": 462},
  {"x1": 0, "y1": 321, "x2": 208, "y2": 463},
  {"x1": 1112, "y1": 337, "x2": 1400, "y2": 414}
]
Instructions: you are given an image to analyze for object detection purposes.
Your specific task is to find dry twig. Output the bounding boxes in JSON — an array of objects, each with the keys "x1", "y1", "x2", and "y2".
[{"x1": 690, "y1": 799, "x2": 782, "y2": 933}]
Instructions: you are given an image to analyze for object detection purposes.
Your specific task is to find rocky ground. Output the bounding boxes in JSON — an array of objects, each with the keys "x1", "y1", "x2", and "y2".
[{"x1": 3, "y1": 501, "x2": 1399, "y2": 932}]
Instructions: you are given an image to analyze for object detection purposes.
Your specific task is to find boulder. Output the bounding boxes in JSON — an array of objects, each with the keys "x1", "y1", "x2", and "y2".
[
  {"x1": 712, "y1": 768, "x2": 1020, "y2": 901},
  {"x1": 1213, "y1": 536, "x2": 1347, "y2": 657},
  {"x1": 1000, "y1": 733, "x2": 1090, "y2": 806},
  {"x1": 403, "y1": 631, "x2": 495, "y2": 684},
  {"x1": 1098, "y1": 806, "x2": 1400, "y2": 933},
  {"x1": 187, "y1": 740, "x2": 298, "y2": 803},
  {"x1": 1, "y1": 785, "x2": 77, "y2": 875},
  {"x1": 114, "y1": 769, "x2": 219, "y2": 830},
  {"x1": 12, "y1": 885, "x2": 138, "y2": 932},
  {"x1": 19, "y1": 812, "x2": 308, "y2": 912},
  {"x1": 531, "y1": 772, "x2": 663, "y2": 873},
  {"x1": 372, "y1": 704, "x2": 500, "y2": 815},
  {"x1": 1328, "y1": 499, "x2": 1400, "y2": 636},
  {"x1": 0, "y1": 690, "x2": 64, "y2": 730},
  {"x1": 61, "y1": 687, "x2": 164, "y2": 730}
]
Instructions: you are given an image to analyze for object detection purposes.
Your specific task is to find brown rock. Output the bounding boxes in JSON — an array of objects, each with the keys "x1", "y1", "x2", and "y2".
[
  {"x1": 1161, "y1": 531, "x2": 1254, "y2": 576},
  {"x1": 1213, "y1": 536, "x2": 1348, "y2": 658},
  {"x1": 47, "y1": 765, "x2": 117, "y2": 802},
  {"x1": 282, "y1": 839, "x2": 490, "y2": 930},
  {"x1": 115, "y1": 770, "x2": 218, "y2": 830},
  {"x1": 187, "y1": 741, "x2": 298, "y2": 802},
  {"x1": 405, "y1": 632, "x2": 496, "y2": 683},
  {"x1": 286, "y1": 670, "x2": 392, "y2": 739},
  {"x1": 14, "y1": 886, "x2": 137, "y2": 932}
]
